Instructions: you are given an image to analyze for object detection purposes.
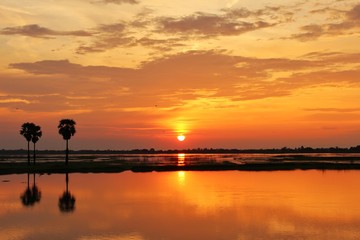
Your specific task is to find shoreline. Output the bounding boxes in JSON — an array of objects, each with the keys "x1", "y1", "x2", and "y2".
[{"x1": 1, "y1": 159, "x2": 360, "y2": 175}]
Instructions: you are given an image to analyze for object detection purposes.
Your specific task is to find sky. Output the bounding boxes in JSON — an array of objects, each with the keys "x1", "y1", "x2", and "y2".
[{"x1": 0, "y1": 0, "x2": 360, "y2": 150}]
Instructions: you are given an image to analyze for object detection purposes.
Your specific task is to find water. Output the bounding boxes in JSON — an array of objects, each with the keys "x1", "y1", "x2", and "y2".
[
  {"x1": 1, "y1": 170, "x2": 360, "y2": 240},
  {"x1": 2, "y1": 152, "x2": 360, "y2": 165}
]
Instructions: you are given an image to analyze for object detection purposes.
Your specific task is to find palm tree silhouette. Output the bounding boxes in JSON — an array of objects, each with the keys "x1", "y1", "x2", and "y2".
[
  {"x1": 31, "y1": 124, "x2": 42, "y2": 165},
  {"x1": 20, "y1": 122, "x2": 35, "y2": 165},
  {"x1": 58, "y1": 119, "x2": 76, "y2": 165},
  {"x1": 58, "y1": 173, "x2": 76, "y2": 212}
]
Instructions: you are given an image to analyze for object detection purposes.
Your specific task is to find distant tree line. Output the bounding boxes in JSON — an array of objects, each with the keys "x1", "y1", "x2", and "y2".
[{"x1": 2, "y1": 145, "x2": 360, "y2": 156}]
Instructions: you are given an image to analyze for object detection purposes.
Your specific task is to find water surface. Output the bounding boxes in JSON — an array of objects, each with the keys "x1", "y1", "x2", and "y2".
[{"x1": 1, "y1": 170, "x2": 360, "y2": 239}]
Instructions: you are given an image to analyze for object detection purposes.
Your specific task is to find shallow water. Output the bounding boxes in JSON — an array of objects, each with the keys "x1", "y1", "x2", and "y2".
[
  {"x1": 1, "y1": 170, "x2": 360, "y2": 240},
  {"x1": 2, "y1": 152, "x2": 360, "y2": 165}
]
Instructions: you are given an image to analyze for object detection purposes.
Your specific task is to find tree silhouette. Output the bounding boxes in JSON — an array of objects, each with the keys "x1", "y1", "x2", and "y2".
[
  {"x1": 20, "y1": 173, "x2": 41, "y2": 207},
  {"x1": 31, "y1": 124, "x2": 42, "y2": 165},
  {"x1": 59, "y1": 173, "x2": 76, "y2": 212},
  {"x1": 58, "y1": 119, "x2": 76, "y2": 165},
  {"x1": 20, "y1": 122, "x2": 35, "y2": 165}
]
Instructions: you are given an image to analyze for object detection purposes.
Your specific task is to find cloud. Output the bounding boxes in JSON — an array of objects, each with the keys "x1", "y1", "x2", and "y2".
[
  {"x1": 0, "y1": 97, "x2": 31, "y2": 104},
  {"x1": 76, "y1": 36, "x2": 134, "y2": 53},
  {"x1": 0, "y1": 24, "x2": 92, "y2": 38},
  {"x1": 348, "y1": 4, "x2": 360, "y2": 20},
  {"x1": 301, "y1": 51, "x2": 360, "y2": 64},
  {"x1": 2, "y1": 50, "x2": 360, "y2": 122},
  {"x1": 95, "y1": 0, "x2": 139, "y2": 4},
  {"x1": 9, "y1": 59, "x2": 135, "y2": 78},
  {"x1": 291, "y1": 4, "x2": 360, "y2": 41},
  {"x1": 76, "y1": 20, "x2": 188, "y2": 54},
  {"x1": 75, "y1": 5, "x2": 293, "y2": 54},
  {"x1": 4, "y1": 49, "x2": 359, "y2": 117},
  {"x1": 132, "y1": 37, "x2": 187, "y2": 51},
  {"x1": 303, "y1": 108, "x2": 360, "y2": 113},
  {"x1": 76, "y1": 22, "x2": 135, "y2": 54},
  {"x1": 8, "y1": 50, "x2": 359, "y2": 107},
  {"x1": 155, "y1": 5, "x2": 295, "y2": 37},
  {"x1": 291, "y1": 24, "x2": 324, "y2": 41},
  {"x1": 157, "y1": 10, "x2": 278, "y2": 37}
]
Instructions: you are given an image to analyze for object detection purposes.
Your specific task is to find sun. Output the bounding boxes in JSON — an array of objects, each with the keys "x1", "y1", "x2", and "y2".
[{"x1": 177, "y1": 135, "x2": 186, "y2": 141}]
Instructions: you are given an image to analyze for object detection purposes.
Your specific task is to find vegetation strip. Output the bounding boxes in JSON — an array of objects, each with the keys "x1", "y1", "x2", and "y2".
[{"x1": 1, "y1": 160, "x2": 360, "y2": 175}]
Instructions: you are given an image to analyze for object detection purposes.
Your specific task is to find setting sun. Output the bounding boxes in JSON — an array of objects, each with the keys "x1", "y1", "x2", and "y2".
[{"x1": 177, "y1": 135, "x2": 186, "y2": 142}]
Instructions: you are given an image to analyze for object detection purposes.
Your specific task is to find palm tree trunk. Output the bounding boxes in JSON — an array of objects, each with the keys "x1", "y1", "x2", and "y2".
[
  {"x1": 27, "y1": 141, "x2": 30, "y2": 165},
  {"x1": 66, "y1": 140, "x2": 69, "y2": 165},
  {"x1": 33, "y1": 143, "x2": 36, "y2": 165}
]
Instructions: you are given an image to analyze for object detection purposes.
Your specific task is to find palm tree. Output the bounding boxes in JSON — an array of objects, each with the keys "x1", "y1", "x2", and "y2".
[
  {"x1": 58, "y1": 119, "x2": 76, "y2": 165},
  {"x1": 31, "y1": 125, "x2": 42, "y2": 165},
  {"x1": 20, "y1": 122, "x2": 35, "y2": 165}
]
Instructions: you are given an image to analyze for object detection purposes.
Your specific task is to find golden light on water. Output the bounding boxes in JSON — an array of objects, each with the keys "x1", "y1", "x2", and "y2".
[
  {"x1": 177, "y1": 153, "x2": 185, "y2": 166},
  {"x1": 177, "y1": 171, "x2": 186, "y2": 186},
  {"x1": 2, "y1": 170, "x2": 360, "y2": 238}
]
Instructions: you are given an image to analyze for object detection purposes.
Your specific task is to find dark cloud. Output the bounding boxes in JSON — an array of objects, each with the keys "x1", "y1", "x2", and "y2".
[
  {"x1": 76, "y1": 22, "x2": 135, "y2": 54},
  {"x1": 76, "y1": 6, "x2": 292, "y2": 54},
  {"x1": 132, "y1": 37, "x2": 187, "y2": 51},
  {"x1": 221, "y1": 6, "x2": 289, "y2": 20},
  {"x1": 76, "y1": 20, "x2": 188, "y2": 53},
  {"x1": 77, "y1": 36, "x2": 134, "y2": 54},
  {"x1": 348, "y1": 4, "x2": 360, "y2": 20},
  {"x1": 155, "y1": 6, "x2": 294, "y2": 37},
  {"x1": 0, "y1": 24, "x2": 92, "y2": 38},
  {"x1": 9, "y1": 59, "x2": 134, "y2": 76},
  {"x1": 291, "y1": 4, "x2": 360, "y2": 41},
  {"x1": 291, "y1": 24, "x2": 325, "y2": 41},
  {"x1": 97, "y1": 23, "x2": 127, "y2": 32},
  {"x1": 157, "y1": 10, "x2": 277, "y2": 37}
]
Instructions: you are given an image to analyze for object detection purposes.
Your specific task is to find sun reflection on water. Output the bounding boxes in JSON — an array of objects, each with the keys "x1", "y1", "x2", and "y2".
[
  {"x1": 177, "y1": 153, "x2": 185, "y2": 166},
  {"x1": 177, "y1": 171, "x2": 186, "y2": 186}
]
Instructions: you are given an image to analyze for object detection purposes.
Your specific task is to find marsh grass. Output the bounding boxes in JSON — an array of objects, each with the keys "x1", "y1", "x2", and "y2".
[{"x1": 1, "y1": 154, "x2": 360, "y2": 175}]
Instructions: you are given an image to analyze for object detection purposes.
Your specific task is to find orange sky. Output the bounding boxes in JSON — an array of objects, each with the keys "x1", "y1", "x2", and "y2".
[{"x1": 0, "y1": 0, "x2": 359, "y2": 150}]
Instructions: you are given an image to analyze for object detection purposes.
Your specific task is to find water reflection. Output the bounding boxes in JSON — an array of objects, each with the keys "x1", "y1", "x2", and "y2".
[
  {"x1": 20, "y1": 173, "x2": 41, "y2": 207},
  {"x1": 58, "y1": 173, "x2": 76, "y2": 213},
  {"x1": 177, "y1": 171, "x2": 186, "y2": 186},
  {"x1": 177, "y1": 153, "x2": 185, "y2": 166},
  {"x1": 1, "y1": 170, "x2": 360, "y2": 240}
]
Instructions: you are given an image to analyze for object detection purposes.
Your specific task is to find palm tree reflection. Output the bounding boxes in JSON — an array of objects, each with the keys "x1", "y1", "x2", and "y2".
[
  {"x1": 20, "y1": 173, "x2": 41, "y2": 207},
  {"x1": 59, "y1": 173, "x2": 76, "y2": 213}
]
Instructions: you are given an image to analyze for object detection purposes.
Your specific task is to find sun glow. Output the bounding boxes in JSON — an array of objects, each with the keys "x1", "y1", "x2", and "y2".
[{"x1": 177, "y1": 135, "x2": 186, "y2": 141}]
